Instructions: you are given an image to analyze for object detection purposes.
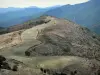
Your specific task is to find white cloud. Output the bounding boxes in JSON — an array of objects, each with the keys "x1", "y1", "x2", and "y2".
[{"x1": 0, "y1": 0, "x2": 89, "y2": 8}]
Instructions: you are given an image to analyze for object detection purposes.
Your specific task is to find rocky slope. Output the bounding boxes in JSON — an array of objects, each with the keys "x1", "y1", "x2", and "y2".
[
  {"x1": 0, "y1": 16, "x2": 100, "y2": 75},
  {"x1": 22, "y1": 16, "x2": 100, "y2": 59},
  {"x1": 8, "y1": 16, "x2": 50, "y2": 32},
  {"x1": 0, "y1": 30, "x2": 24, "y2": 49}
]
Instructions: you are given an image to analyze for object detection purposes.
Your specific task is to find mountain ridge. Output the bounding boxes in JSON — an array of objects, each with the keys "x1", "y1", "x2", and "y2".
[
  {"x1": 0, "y1": 16, "x2": 100, "y2": 75},
  {"x1": 1, "y1": 16, "x2": 100, "y2": 59},
  {"x1": 0, "y1": 0, "x2": 100, "y2": 34},
  {"x1": 0, "y1": 6, "x2": 61, "y2": 27},
  {"x1": 44, "y1": 0, "x2": 100, "y2": 34}
]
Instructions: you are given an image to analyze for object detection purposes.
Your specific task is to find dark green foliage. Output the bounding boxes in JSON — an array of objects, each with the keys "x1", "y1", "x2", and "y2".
[
  {"x1": 12, "y1": 65, "x2": 18, "y2": 71},
  {"x1": 92, "y1": 35, "x2": 96, "y2": 39},
  {"x1": 1, "y1": 62, "x2": 11, "y2": 70},
  {"x1": 0, "y1": 27, "x2": 8, "y2": 34},
  {"x1": 0, "y1": 55, "x2": 6, "y2": 62},
  {"x1": 7, "y1": 18, "x2": 50, "y2": 32},
  {"x1": 0, "y1": 55, "x2": 11, "y2": 70},
  {"x1": 27, "y1": 19, "x2": 50, "y2": 26},
  {"x1": 25, "y1": 51, "x2": 31, "y2": 56}
]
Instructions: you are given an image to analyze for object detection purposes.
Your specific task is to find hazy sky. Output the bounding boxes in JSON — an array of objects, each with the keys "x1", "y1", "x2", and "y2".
[{"x1": 1, "y1": 0, "x2": 89, "y2": 8}]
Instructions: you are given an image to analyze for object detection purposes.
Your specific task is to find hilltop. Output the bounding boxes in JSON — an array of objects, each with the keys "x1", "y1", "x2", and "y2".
[
  {"x1": 44, "y1": 0, "x2": 100, "y2": 34},
  {"x1": 0, "y1": 16, "x2": 100, "y2": 75}
]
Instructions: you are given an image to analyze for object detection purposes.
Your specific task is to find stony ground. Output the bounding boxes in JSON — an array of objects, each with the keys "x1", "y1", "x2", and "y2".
[{"x1": 0, "y1": 16, "x2": 100, "y2": 75}]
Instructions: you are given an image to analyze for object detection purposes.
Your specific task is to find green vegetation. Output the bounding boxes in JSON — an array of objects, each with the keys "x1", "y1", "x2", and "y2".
[{"x1": 0, "y1": 27, "x2": 7, "y2": 34}]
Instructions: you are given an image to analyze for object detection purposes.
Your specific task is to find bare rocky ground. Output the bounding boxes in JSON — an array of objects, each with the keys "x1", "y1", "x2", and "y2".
[{"x1": 0, "y1": 16, "x2": 100, "y2": 75}]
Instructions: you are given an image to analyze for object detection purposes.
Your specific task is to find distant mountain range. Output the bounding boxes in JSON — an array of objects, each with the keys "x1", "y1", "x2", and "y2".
[
  {"x1": 0, "y1": 6, "x2": 61, "y2": 27},
  {"x1": 0, "y1": 7, "x2": 47, "y2": 27},
  {"x1": 91, "y1": 22, "x2": 100, "y2": 34},
  {"x1": 0, "y1": 6, "x2": 59, "y2": 27},
  {"x1": 0, "y1": 0, "x2": 100, "y2": 34},
  {"x1": 0, "y1": 7, "x2": 22, "y2": 13},
  {"x1": 44, "y1": 0, "x2": 100, "y2": 34}
]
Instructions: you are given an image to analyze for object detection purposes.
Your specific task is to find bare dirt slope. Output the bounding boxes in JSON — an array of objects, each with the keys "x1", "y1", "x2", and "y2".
[
  {"x1": 0, "y1": 16, "x2": 100, "y2": 75},
  {"x1": 23, "y1": 16, "x2": 100, "y2": 59}
]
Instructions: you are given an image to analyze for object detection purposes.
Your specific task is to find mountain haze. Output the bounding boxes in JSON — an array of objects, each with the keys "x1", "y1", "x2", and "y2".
[
  {"x1": 0, "y1": 7, "x2": 45, "y2": 27},
  {"x1": 0, "y1": 7, "x2": 22, "y2": 13},
  {"x1": 0, "y1": 6, "x2": 61, "y2": 27},
  {"x1": 44, "y1": 0, "x2": 100, "y2": 33},
  {"x1": 0, "y1": 0, "x2": 100, "y2": 34}
]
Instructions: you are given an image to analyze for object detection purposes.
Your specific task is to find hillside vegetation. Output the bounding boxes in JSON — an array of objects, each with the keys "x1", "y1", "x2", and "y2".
[{"x1": 0, "y1": 16, "x2": 100, "y2": 75}]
